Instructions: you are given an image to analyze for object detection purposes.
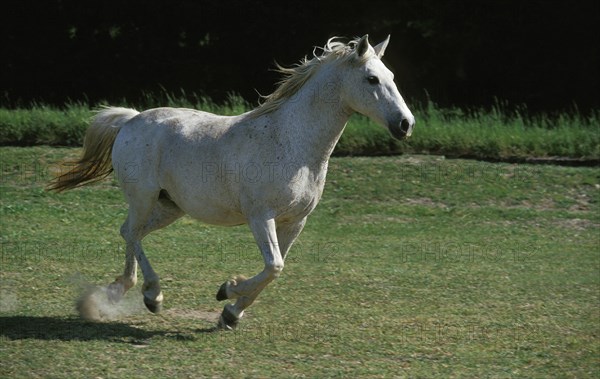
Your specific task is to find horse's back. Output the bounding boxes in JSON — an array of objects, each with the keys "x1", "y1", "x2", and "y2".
[
  {"x1": 111, "y1": 107, "x2": 252, "y2": 224},
  {"x1": 114, "y1": 106, "x2": 240, "y2": 155},
  {"x1": 129, "y1": 107, "x2": 235, "y2": 137}
]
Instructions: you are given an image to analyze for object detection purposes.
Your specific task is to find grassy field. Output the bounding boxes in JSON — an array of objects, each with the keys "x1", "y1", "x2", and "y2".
[
  {"x1": 1, "y1": 96, "x2": 598, "y2": 161},
  {"x1": 1, "y1": 146, "x2": 599, "y2": 378}
]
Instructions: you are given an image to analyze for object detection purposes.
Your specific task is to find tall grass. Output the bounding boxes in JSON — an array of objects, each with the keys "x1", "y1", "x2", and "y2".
[
  {"x1": 0, "y1": 93, "x2": 598, "y2": 161},
  {"x1": 0, "y1": 103, "x2": 90, "y2": 147},
  {"x1": 337, "y1": 101, "x2": 599, "y2": 160},
  {"x1": 408, "y1": 102, "x2": 599, "y2": 160}
]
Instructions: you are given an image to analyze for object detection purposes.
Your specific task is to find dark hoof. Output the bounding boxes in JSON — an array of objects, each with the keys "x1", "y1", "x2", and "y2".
[
  {"x1": 144, "y1": 296, "x2": 163, "y2": 314},
  {"x1": 216, "y1": 281, "x2": 228, "y2": 301},
  {"x1": 217, "y1": 305, "x2": 239, "y2": 331}
]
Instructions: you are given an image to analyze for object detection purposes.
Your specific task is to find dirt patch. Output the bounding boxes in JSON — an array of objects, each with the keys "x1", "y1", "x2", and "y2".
[
  {"x1": 554, "y1": 218, "x2": 599, "y2": 231},
  {"x1": 164, "y1": 308, "x2": 220, "y2": 322},
  {"x1": 519, "y1": 198, "x2": 557, "y2": 211},
  {"x1": 405, "y1": 197, "x2": 448, "y2": 208},
  {"x1": 566, "y1": 189, "x2": 595, "y2": 211},
  {"x1": 399, "y1": 155, "x2": 447, "y2": 165}
]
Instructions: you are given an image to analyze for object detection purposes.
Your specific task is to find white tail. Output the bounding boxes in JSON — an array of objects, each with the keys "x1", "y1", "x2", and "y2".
[{"x1": 47, "y1": 107, "x2": 139, "y2": 192}]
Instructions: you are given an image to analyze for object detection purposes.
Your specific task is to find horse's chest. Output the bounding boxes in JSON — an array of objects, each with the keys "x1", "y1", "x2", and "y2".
[{"x1": 275, "y1": 171, "x2": 326, "y2": 220}]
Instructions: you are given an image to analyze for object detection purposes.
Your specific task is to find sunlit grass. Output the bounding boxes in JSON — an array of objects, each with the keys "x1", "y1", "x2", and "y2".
[{"x1": 1, "y1": 147, "x2": 598, "y2": 377}]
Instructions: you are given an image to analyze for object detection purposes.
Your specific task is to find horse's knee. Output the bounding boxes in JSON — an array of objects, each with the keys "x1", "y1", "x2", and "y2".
[{"x1": 265, "y1": 262, "x2": 284, "y2": 279}]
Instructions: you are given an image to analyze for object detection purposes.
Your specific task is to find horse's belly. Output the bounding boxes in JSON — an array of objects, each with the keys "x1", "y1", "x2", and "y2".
[
  {"x1": 162, "y1": 183, "x2": 246, "y2": 226},
  {"x1": 180, "y1": 202, "x2": 246, "y2": 226}
]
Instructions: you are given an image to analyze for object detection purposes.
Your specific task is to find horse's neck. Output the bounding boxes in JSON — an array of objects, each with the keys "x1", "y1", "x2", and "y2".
[{"x1": 273, "y1": 68, "x2": 351, "y2": 167}]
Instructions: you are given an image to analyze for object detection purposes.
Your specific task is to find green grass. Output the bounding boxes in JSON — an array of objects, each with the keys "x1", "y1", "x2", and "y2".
[
  {"x1": 1, "y1": 147, "x2": 598, "y2": 377},
  {"x1": 1, "y1": 95, "x2": 598, "y2": 161},
  {"x1": 405, "y1": 102, "x2": 600, "y2": 160},
  {"x1": 0, "y1": 104, "x2": 91, "y2": 147}
]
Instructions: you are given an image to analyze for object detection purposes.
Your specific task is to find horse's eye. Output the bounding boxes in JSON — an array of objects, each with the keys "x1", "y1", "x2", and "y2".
[{"x1": 367, "y1": 75, "x2": 380, "y2": 85}]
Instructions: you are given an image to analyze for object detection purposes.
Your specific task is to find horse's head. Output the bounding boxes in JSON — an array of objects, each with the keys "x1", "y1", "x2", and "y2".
[{"x1": 340, "y1": 35, "x2": 415, "y2": 140}]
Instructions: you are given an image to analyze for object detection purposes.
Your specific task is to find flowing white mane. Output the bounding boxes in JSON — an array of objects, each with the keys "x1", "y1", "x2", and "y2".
[{"x1": 251, "y1": 37, "x2": 374, "y2": 117}]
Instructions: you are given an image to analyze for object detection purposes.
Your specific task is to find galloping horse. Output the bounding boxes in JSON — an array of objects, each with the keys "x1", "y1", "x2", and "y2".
[{"x1": 49, "y1": 35, "x2": 415, "y2": 330}]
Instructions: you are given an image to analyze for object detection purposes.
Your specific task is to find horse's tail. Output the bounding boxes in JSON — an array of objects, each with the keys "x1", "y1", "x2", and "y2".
[{"x1": 47, "y1": 107, "x2": 140, "y2": 192}]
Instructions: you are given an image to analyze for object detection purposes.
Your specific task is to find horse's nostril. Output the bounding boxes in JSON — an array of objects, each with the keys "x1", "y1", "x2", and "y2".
[{"x1": 400, "y1": 118, "x2": 411, "y2": 133}]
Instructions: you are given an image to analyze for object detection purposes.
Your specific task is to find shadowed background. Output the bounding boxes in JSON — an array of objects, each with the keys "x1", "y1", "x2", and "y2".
[{"x1": 2, "y1": 0, "x2": 599, "y2": 113}]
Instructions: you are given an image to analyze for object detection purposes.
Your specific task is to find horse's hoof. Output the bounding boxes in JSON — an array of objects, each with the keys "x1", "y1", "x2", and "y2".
[
  {"x1": 217, "y1": 305, "x2": 239, "y2": 330},
  {"x1": 216, "y1": 281, "x2": 228, "y2": 301},
  {"x1": 143, "y1": 296, "x2": 163, "y2": 314}
]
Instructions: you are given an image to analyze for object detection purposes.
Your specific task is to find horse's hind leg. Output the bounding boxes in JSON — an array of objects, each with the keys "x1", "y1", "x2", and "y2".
[
  {"x1": 111, "y1": 188, "x2": 184, "y2": 313},
  {"x1": 106, "y1": 189, "x2": 157, "y2": 306},
  {"x1": 107, "y1": 195, "x2": 184, "y2": 307}
]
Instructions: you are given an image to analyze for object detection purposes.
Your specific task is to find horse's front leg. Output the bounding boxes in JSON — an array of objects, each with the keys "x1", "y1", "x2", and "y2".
[{"x1": 216, "y1": 217, "x2": 284, "y2": 330}]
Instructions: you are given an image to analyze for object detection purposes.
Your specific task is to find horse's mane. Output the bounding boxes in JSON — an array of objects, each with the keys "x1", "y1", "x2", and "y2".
[{"x1": 250, "y1": 37, "x2": 373, "y2": 118}]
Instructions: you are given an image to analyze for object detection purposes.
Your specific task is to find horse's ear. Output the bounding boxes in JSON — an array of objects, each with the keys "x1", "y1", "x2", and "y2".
[
  {"x1": 373, "y1": 35, "x2": 390, "y2": 58},
  {"x1": 356, "y1": 34, "x2": 370, "y2": 57}
]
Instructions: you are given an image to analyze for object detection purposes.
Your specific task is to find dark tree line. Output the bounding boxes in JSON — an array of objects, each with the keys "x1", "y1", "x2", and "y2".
[{"x1": 2, "y1": 0, "x2": 599, "y2": 113}]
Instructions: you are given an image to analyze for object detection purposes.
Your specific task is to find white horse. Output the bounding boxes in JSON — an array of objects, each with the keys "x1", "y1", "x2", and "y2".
[{"x1": 49, "y1": 35, "x2": 415, "y2": 329}]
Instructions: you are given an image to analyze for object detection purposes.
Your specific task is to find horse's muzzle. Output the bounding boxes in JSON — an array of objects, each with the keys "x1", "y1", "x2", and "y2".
[{"x1": 388, "y1": 117, "x2": 414, "y2": 140}]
